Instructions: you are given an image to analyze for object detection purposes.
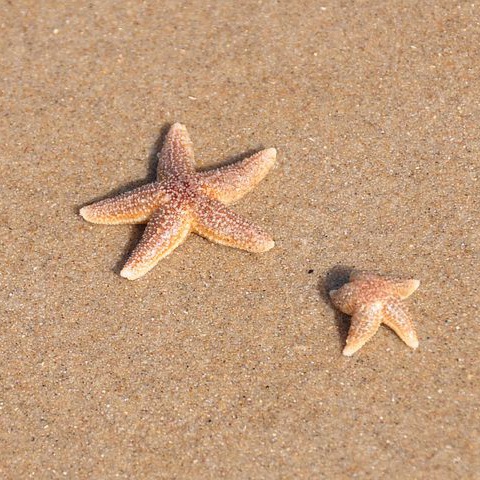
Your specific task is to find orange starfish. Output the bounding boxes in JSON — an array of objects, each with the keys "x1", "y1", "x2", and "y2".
[
  {"x1": 80, "y1": 123, "x2": 276, "y2": 280},
  {"x1": 329, "y1": 271, "x2": 420, "y2": 356}
]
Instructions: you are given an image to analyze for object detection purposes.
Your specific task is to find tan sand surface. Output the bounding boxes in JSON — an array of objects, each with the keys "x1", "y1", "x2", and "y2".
[{"x1": 1, "y1": 1, "x2": 479, "y2": 478}]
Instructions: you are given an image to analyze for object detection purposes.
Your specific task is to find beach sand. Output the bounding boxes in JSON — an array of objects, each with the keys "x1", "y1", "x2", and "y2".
[{"x1": 1, "y1": 1, "x2": 479, "y2": 478}]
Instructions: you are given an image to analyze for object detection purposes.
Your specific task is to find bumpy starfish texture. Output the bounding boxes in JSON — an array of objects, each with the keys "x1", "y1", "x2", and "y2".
[
  {"x1": 329, "y1": 271, "x2": 420, "y2": 356},
  {"x1": 80, "y1": 123, "x2": 276, "y2": 279}
]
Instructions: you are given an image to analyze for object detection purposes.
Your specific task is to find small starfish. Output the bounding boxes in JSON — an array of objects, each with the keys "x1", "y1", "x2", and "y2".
[
  {"x1": 329, "y1": 271, "x2": 420, "y2": 356},
  {"x1": 80, "y1": 123, "x2": 276, "y2": 279}
]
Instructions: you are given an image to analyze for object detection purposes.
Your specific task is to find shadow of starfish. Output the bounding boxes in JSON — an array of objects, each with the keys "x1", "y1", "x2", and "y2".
[{"x1": 318, "y1": 265, "x2": 354, "y2": 352}]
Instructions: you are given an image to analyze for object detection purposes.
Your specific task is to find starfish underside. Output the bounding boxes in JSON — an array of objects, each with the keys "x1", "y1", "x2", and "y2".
[
  {"x1": 329, "y1": 271, "x2": 420, "y2": 356},
  {"x1": 80, "y1": 123, "x2": 276, "y2": 279}
]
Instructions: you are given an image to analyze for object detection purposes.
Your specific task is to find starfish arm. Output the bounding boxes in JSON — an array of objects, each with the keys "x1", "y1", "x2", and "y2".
[
  {"x1": 199, "y1": 148, "x2": 276, "y2": 204},
  {"x1": 120, "y1": 203, "x2": 191, "y2": 280},
  {"x1": 329, "y1": 283, "x2": 360, "y2": 316},
  {"x1": 157, "y1": 123, "x2": 195, "y2": 179},
  {"x1": 80, "y1": 183, "x2": 168, "y2": 225},
  {"x1": 382, "y1": 300, "x2": 419, "y2": 349},
  {"x1": 390, "y1": 279, "x2": 420, "y2": 299},
  {"x1": 343, "y1": 304, "x2": 383, "y2": 356},
  {"x1": 192, "y1": 196, "x2": 274, "y2": 253}
]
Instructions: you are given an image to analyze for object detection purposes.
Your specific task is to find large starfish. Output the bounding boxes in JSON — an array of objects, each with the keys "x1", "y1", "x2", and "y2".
[
  {"x1": 80, "y1": 123, "x2": 276, "y2": 280},
  {"x1": 329, "y1": 271, "x2": 420, "y2": 356}
]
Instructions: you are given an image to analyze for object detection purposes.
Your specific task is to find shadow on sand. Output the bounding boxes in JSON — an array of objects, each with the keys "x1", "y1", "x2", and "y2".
[{"x1": 318, "y1": 265, "x2": 354, "y2": 352}]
